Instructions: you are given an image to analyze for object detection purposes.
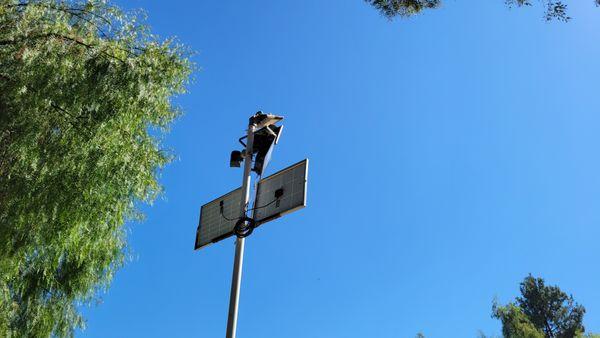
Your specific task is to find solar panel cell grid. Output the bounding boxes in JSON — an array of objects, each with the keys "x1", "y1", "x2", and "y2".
[
  {"x1": 254, "y1": 159, "x2": 308, "y2": 225},
  {"x1": 195, "y1": 159, "x2": 308, "y2": 250},
  {"x1": 195, "y1": 188, "x2": 242, "y2": 249}
]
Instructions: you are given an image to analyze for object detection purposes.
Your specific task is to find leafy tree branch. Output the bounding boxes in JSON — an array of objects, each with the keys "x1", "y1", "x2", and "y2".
[
  {"x1": 0, "y1": 1, "x2": 192, "y2": 336},
  {"x1": 366, "y1": 0, "x2": 599, "y2": 21}
]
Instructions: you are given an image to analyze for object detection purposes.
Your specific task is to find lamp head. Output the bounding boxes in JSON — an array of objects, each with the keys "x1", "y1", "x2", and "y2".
[{"x1": 250, "y1": 111, "x2": 284, "y2": 130}]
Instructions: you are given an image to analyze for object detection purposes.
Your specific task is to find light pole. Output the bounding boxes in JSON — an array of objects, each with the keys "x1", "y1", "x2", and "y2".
[
  {"x1": 225, "y1": 116, "x2": 256, "y2": 338},
  {"x1": 195, "y1": 111, "x2": 307, "y2": 338}
]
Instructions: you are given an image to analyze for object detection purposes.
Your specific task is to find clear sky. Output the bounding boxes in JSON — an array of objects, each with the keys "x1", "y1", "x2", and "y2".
[{"x1": 81, "y1": 1, "x2": 600, "y2": 337}]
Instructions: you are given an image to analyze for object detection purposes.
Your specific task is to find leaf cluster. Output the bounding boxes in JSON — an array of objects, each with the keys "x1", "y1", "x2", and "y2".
[
  {"x1": 493, "y1": 303, "x2": 546, "y2": 338},
  {"x1": 0, "y1": 0, "x2": 191, "y2": 336},
  {"x1": 366, "y1": 0, "x2": 599, "y2": 21},
  {"x1": 492, "y1": 275, "x2": 586, "y2": 338},
  {"x1": 365, "y1": 0, "x2": 440, "y2": 18},
  {"x1": 516, "y1": 276, "x2": 585, "y2": 337}
]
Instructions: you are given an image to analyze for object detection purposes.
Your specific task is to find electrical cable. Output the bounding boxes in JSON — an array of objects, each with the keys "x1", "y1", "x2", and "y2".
[
  {"x1": 233, "y1": 217, "x2": 255, "y2": 238},
  {"x1": 219, "y1": 200, "x2": 240, "y2": 222},
  {"x1": 220, "y1": 212, "x2": 239, "y2": 222},
  {"x1": 248, "y1": 198, "x2": 277, "y2": 211},
  {"x1": 219, "y1": 170, "x2": 282, "y2": 237}
]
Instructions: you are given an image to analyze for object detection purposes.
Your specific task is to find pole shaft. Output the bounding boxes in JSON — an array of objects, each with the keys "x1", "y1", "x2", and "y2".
[{"x1": 225, "y1": 120, "x2": 255, "y2": 338}]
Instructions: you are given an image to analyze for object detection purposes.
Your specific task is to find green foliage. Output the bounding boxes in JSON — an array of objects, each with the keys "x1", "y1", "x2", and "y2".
[
  {"x1": 366, "y1": 0, "x2": 598, "y2": 21},
  {"x1": 493, "y1": 303, "x2": 545, "y2": 338},
  {"x1": 0, "y1": 0, "x2": 191, "y2": 336},
  {"x1": 365, "y1": 0, "x2": 440, "y2": 18},
  {"x1": 505, "y1": 0, "x2": 571, "y2": 22},
  {"x1": 492, "y1": 275, "x2": 586, "y2": 338},
  {"x1": 517, "y1": 275, "x2": 585, "y2": 337},
  {"x1": 478, "y1": 330, "x2": 501, "y2": 338}
]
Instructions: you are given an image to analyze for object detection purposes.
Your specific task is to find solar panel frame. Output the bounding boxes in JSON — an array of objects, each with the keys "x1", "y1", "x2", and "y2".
[
  {"x1": 194, "y1": 187, "x2": 243, "y2": 250},
  {"x1": 194, "y1": 158, "x2": 308, "y2": 250},
  {"x1": 254, "y1": 159, "x2": 308, "y2": 227}
]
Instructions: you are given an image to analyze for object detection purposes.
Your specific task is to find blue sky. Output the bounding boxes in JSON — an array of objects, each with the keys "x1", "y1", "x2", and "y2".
[{"x1": 81, "y1": 1, "x2": 600, "y2": 337}]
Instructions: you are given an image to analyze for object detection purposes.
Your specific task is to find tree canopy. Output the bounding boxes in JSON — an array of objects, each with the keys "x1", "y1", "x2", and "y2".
[
  {"x1": 0, "y1": 0, "x2": 191, "y2": 336},
  {"x1": 366, "y1": 0, "x2": 600, "y2": 22},
  {"x1": 492, "y1": 275, "x2": 587, "y2": 338}
]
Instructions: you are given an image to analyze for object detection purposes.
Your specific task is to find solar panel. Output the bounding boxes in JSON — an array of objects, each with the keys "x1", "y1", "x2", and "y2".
[
  {"x1": 254, "y1": 159, "x2": 308, "y2": 226},
  {"x1": 194, "y1": 159, "x2": 308, "y2": 250},
  {"x1": 195, "y1": 187, "x2": 243, "y2": 250}
]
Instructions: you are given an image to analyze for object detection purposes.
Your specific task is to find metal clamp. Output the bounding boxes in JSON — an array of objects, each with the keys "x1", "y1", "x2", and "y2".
[{"x1": 233, "y1": 217, "x2": 256, "y2": 238}]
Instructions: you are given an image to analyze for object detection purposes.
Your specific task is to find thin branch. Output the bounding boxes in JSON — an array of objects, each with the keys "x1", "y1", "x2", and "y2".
[
  {"x1": 2, "y1": 2, "x2": 148, "y2": 60},
  {"x1": 0, "y1": 33, "x2": 126, "y2": 64},
  {"x1": 5, "y1": 2, "x2": 114, "y2": 26},
  {"x1": 49, "y1": 102, "x2": 94, "y2": 135}
]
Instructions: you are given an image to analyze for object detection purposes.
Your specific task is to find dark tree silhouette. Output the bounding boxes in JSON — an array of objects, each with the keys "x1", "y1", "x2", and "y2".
[
  {"x1": 366, "y1": 0, "x2": 599, "y2": 22},
  {"x1": 493, "y1": 275, "x2": 586, "y2": 338}
]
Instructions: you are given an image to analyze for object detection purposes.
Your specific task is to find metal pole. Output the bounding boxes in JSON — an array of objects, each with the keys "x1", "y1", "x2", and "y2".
[{"x1": 225, "y1": 117, "x2": 256, "y2": 338}]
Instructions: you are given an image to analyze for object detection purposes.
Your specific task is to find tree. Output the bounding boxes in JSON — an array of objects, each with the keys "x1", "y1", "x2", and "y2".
[
  {"x1": 517, "y1": 276, "x2": 586, "y2": 337},
  {"x1": 0, "y1": 0, "x2": 191, "y2": 336},
  {"x1": 366, "y1": 0, "x2": 600, "y2": 22},
  {"x1": 492, "y1": 275, "x2": 586, "y2": 338},
  {"x1": 366, "y1": 0, "x2": 440, "y2": 18}
]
